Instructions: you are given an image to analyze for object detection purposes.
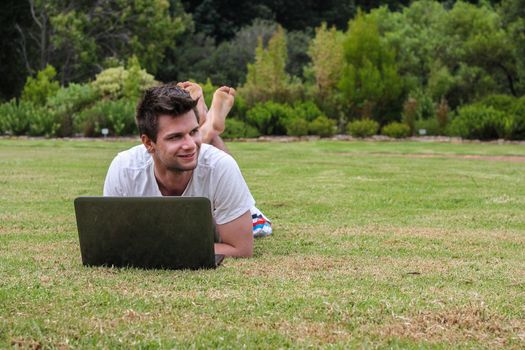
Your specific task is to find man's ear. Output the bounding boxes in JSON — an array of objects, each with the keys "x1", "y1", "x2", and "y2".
[{"x1": 141, "y1": 134, "x2": 155, "y2": 153}]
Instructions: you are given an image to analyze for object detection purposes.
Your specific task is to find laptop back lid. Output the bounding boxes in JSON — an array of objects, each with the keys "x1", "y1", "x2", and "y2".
[{"x1": 74, "y1": 196, "x2": 216, "y2": 269}]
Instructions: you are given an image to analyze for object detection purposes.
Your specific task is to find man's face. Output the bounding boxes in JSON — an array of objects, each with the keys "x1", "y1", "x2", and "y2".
[{"x1": 145, "y1": 111, "x2": 202, "y2": 172}]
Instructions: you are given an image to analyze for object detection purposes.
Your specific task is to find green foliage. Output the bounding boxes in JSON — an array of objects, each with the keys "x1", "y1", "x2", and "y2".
[
  {"x1": 292, "y1": 101, "x2": 323, "y2": 122},
  {"x1": 28, "y1": 107, "x2": 60, "y2": 138},
  {"x1": 50, "y1": 0, "x2": 188, "y2": 82},
  {"x1": 46, "y1": 83, "x2": 98, "y2": 137},
  {"x1": 381, "y1": 122, "x2": 411, "y2": 138},
  {"x1": 285, "y1": 29, "x2": 312, "y2": 79},
  {"x1": 339, "y1": 10, "x2": 404, "y2": 124},
  {"x1": 414, "y1": 118, "x2": 440, "y2": 136},
  {"x1": 123, "y1": 56, "x2": 146, "y2": 100},
  {"x1": 509, "y1": 96, "x2": 525, "y2": 140},
  {"x1": 0, "y1": 100, "x2": 32, "y2": 135},
  {"x1": 92, "y1": 64, "x2": 157, "y2": 100},
  {"x1": 306, "y1": 23, "x2": 345, "y2": 119},
  {"x1": 447, "y1": 104, "x2": 511, "y2": 140},
  {"x1": 285, "y1": 117, "x2": 310, "y2": 137},
  {"x1": 246, "y1": 101, "x2": 294, "y2": 135},
  {"x1": 221, "y1": 119, "x2": 260, "y2": 139},
  {"x1": 435, "y1": 97, "x2": 450, "y2": 131},
  {"x1": 309, "y1": 115, "x2": 336, "y2": 137},
  {"x1": 76, "y1": 99, "x2": 136, "y2": 137},
  {"x1": 346, "y1": 119, "x2": 380, "y2": 137},
  {"x1": 402, "y1": 98, "x2": 417, "y2": 136},
  {"x1": 478, "y1": 94, "x2": 516, "y2": 114},
  {"x1": 21, "y1": 65, "x2": 60, "y2": 107},
  {"x1": 499, "y1": 0, "x2": 525, "y2": 95},
  {"x1": 240, "y1": 26, "x2": 303, "y2": 107}
]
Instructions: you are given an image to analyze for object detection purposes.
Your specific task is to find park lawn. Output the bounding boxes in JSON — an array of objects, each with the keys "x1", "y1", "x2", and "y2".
[{"x1": 0, "y1": 138, "x2": 524, "y2": 349}]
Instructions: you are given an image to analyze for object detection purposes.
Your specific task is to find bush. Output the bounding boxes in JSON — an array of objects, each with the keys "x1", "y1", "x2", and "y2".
[
  {"x1": 509, "y1": 96, "x2": 525, "y2": 140},
  {"x1": 402, "y1": 97, "x2": 417, "y2": 136},
  {"x1": 21, "y1": 65, "x2": 60, "y2": 106},
  {"x1": 246, "y1": 101, "x2": 294, "y2": 135},
  {"x1": 414, "y1": 118, "x2": 440, "y2": 136},
  {"x1": 309, "y1": 115, "x2": 336, "y2": 137},
  {"x1": 478, "y1": 94, "x2": 516, "y2": 114},
  {"x1": 92, "y1": 64, "x2": 157, "y2": 100},
  {"x1": 77, "y1": 99, "x2": 136, "y2": 137},
  {"x1": 346, "y1": 119, "x2": 379, "y2": 137},
  {"x1": 28, "y1": 108, "x2": 60, "y2": 137},
  {"x1": 293, "y1": 100, "x2": 323, "y2": 122},
  {"x1": 48, "y1": 83, "x2": 98, "y2": 137},
  {"x1": 381, "y1": 122, "x2": 411, "y2": 138},
  {"x1": 447, "y1": 104, "x2": 510, "y2": 140},
  {"x1": 222, "y1": 119, "x2": 260, "y2": 139},
  {"x1": 285, "y1": 117, "x2": 310, "y2": 136},
  {"x1": 0, "y1": 100, "x2": 33, "y2": 135}
]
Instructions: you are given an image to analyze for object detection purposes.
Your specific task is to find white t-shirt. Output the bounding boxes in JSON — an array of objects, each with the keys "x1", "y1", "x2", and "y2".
[{"x1": 103, "y1": 143, "x2": 255, "y2": 225}]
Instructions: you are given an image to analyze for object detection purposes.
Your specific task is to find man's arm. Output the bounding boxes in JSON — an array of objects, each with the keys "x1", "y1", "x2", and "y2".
[{"x1": 214, "y1": 210, "x2": 253, "y2": 258}]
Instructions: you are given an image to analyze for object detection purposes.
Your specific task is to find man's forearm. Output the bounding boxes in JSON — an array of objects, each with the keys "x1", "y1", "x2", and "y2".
[{"x1": 214, "y1": 242, "x2": 253, "y2": 258}]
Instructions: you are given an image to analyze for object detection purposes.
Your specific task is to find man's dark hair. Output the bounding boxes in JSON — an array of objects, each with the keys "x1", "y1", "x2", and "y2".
[{"x1": 136, "y1": 83, "x2": 199, "y2": 141}]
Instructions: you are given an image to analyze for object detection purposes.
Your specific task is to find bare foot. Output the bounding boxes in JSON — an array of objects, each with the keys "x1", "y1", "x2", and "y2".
[
  {"x1": 177, "y1": 81, "x2": 208, "y2": 125},
  {"x1": 208, "y1": 86, "x2": 236, "y2": 133}
]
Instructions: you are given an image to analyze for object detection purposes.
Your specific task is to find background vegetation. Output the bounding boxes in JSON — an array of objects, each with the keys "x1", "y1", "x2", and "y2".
[
  {"x1": 1, "y1": 0, "x2": 525, "y2": 140},
  {"x1": 1, "y1": 139, "x2": 524, "y2": 348}
]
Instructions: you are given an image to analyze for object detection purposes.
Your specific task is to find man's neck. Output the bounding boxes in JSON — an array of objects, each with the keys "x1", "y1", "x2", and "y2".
[{"x1": 154, "y1": 166, "x2": 193, "y2": 196}]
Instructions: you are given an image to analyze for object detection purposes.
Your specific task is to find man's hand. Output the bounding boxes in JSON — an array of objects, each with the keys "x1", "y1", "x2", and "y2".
[{"x1": 214, "y1": 210, "x2": 253, "y2": 258}]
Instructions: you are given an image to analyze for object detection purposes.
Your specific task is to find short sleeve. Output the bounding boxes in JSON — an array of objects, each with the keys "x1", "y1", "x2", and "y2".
[
  {"x1": 211, "y1": 155, "x2": 255, "y2": 225},
  {"x1": 103, "y1": 156, "x2": 125, "y2": 196}
]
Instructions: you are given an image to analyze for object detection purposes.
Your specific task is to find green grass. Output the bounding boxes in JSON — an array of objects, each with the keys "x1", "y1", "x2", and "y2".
[{"x1": 1, "y1": 138, "x2": 524, "y2": 349}]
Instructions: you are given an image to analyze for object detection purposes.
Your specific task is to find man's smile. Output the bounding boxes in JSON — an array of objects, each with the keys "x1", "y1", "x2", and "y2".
[{"x1": 178, "y1": 152, "x2": 196, "y2": 160}]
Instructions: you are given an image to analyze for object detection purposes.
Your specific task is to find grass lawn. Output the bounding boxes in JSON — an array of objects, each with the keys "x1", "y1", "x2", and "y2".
[{"x1": 1, "y1": 138, "x2": 524, "y2": 349}]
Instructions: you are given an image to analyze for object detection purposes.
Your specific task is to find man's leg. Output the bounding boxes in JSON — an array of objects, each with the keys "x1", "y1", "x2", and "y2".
[
  {"x1": 181, "y1": 82, "x2": 272, "y2": 237},
  {"x1": 200, "y1": 86, "x2": 236, "y2": 153}
]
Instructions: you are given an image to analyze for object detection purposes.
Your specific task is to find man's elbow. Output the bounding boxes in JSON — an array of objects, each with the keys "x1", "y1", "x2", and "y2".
[{"x1": 234, "y1": 235, "x2": 253, "y2": 258}]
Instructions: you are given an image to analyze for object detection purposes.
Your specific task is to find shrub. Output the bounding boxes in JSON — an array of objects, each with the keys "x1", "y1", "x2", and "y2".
[
  {"x1": 285, "y1": 117, "x2": 309, "y2": 136},
  {"x1": 0, "y1": 100, "x2": 32, "y2": 135},
  {"x1": 435, "y1": 98, "x2": 450, "y2": 131},
  {"x1": 509, "y1": 96, "x2": 525, "y2": 140},
  {"x1": 447, "y1": 104, "x2": 510, "y2": 140},
  {"x1": 246, "y1": 101, "x2": 294, "y2": 135},
  {"x1": 222, "y1": 119, "x2": 260, "y2": 139},
  {"x1": 77, "y1": 99, "x2": 136, "y2": 137},
  {"x1": 92, "y1": 64, "x2": 157, "y2": 100},
  {"x1": 48, "y1": 83, "x2": 98, "y2": 137},
  {"x1": 478, "y1": 94, "x2": 516, "y2": 114},
  {"x1": 402, "y1": 97, "x2": 417, "y2": 136},
  {"x1": 309, "y1": 115, "x2": 336, "y2": 137},
  {"x1": 414, "y1": 118, "x2": 440, "y2": 136},
  {"x1": 346, "y1": 119, "x2": 379, "y2": 137},
  {"x1": 21, "y1": 65, "x2": 60, "y2": 106},
  {"x1": 381, "y1": 122, "x2": 411, "y2": 138},
  {"x1": 293, "y1": 100, "x2": 323, "y2": 122},
  {"x1": 28, "y1": 108, "x2": 60, "y2": 137}
]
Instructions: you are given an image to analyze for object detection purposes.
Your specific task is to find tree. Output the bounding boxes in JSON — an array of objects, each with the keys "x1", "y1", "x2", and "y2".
[
  {"x1": 159, "y1": 19, "x2": 278, "y2": 86},
  {"x1": 339, "y1": 10, "x2": 404, "y2": 124},
  {"x1": 181, "y1": 0, "x2": 357, "y2": 42},
  {"x1": 21, "y1": 64, "x2": 60, "y2": 106},
  {"x1": 0, "y1": 0, "x2": 33, "y2": 100},
  {"x1": 440, "y1": 1, "x2": 518, "y2": 101},
  {"x1": 499, "y1": 0, "x2": 525, "y2": 95},
  {"x1": 14, "y1": 0, "x2": 189, "y2": 85},
  {"x1": 306, "y1": 23, "x2": 345, "y2": 119},
  {"x1": 239, "y1": 26, "x2": 302, "y2": 107}
]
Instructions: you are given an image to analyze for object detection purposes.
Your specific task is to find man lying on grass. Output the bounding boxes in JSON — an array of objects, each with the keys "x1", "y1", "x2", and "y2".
[{"x1": 103, "y1": 82, "x2": 271, "y2": 258}]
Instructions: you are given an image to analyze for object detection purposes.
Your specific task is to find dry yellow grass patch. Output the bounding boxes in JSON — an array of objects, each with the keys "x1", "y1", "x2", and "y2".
[{"x1": 375, "y1": 304, "x2": 525, "y2": 348}]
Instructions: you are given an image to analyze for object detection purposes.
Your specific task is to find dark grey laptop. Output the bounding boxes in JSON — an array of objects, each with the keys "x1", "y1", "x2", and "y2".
[{"x1": 74, "y1": 197, "x2": 224, "y2": 269}]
